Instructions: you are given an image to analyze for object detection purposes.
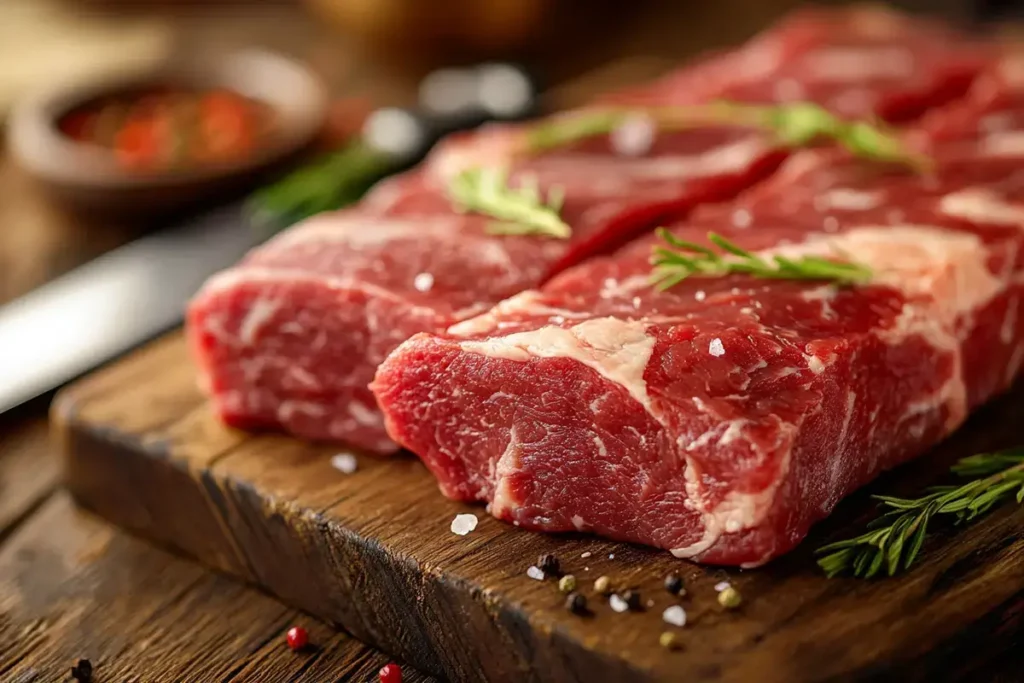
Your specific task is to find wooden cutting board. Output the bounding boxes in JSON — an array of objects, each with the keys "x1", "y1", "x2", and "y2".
[{"x1": 53, "y1": 331, "x2": 1024, "y2": 682}]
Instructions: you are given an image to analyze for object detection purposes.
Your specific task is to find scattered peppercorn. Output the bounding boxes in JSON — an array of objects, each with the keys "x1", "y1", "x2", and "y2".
[
  {"x1": 594, "y1": 575, "x2": 612, "y2": 595},
  {"x1": 623, "y1": 589, "x2": 642, "y2": 611},
  {"x1": 70, "y1": 659, "x2": 93, "y2": 682},
  {"x1": 664, "y1": 573, "x2": 684, "y2": 595},
  {"x1": 565, "y1": 591, "x2": 588, "y2": 615},
  {"x1": 379, "y1": 663, "x2": 403, "y2": 683},
  {"x1": 718, "y1": 586, "x2": 742, "y2": 609},
  {"x1": 558, "y1": 574, "x2": 577, "y2": 593},
  {"x1": 286, "y1": 625, "x2": 309, "y2": 651},
  {"x1": 659, "y1": 631, "x2": 682, "y2": 651},
  {"x1": 537, "y1": 553, "x2": 560, "y2": 576}
]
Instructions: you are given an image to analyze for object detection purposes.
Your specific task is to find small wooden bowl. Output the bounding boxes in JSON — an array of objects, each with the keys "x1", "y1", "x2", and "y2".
[{"x1": 7, "y1": 50, "x2": 328, "y2": 218}]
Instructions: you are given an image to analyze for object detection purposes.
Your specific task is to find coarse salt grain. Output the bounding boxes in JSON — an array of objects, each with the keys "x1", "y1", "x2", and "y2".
[
  {"x1": 610, "y1": 113, "x2": 656, "y2": 157},
  {"x1": 662, "y1": 605, "x2": 687, "y2": 627},
  {"x1": 609, "y1": 594, "x2": 629, "y2": 613},
  {"x1": 330, "y1": 453, "x2": 358, "y2": 474},
  {"x1": 580, "y1": 551, "x2": 592, "y2": 559},
  {"x1": 694, "y1": 290, "x2": 706, "y2": 302},
  {"x1": 526, "y1": 566, "x2": 545, "y2": 581},
  {"x1": 608, "y1": 553, "x2": 615, "y2": 559},
  {"x1": 450, "y1": 513, "x2": 478, "y2": 536},
  {"x1": 709, "y1": 338, "x2": 725, "y2": 357},
  {"x1": 413, "y1": 272, "x2": 434, "y2": 292},
  {"x1": 715, "y1": 581, "x2": 731, "y2": 592}
]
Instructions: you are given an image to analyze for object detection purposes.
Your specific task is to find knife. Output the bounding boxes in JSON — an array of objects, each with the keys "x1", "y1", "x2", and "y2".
[{"x1": 0, "y1": 63, "x2": 539, "y2": 414}]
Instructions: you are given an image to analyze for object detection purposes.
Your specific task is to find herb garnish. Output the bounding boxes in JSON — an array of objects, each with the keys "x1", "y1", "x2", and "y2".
[
  {"x1": 448, "y1": 166, "x2": 570, "y2": 239},
  {"x1": 816, "y1": 447, "x2": 1024, "y2": 578},
  {"x1": 524, "y1": 102, "x2": 931, "y2": 171},
  {"x1": 649, "y1": 228, "x2": 872, "y2": 290}
]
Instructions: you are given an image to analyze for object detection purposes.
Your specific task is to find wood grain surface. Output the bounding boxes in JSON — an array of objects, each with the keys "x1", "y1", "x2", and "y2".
[
  {"x1": 56, "y1": 331, "x2": 1024, "y2": 683},
  {"x1": 0, "y1": 407, "x2": 435, "y2": 683}
]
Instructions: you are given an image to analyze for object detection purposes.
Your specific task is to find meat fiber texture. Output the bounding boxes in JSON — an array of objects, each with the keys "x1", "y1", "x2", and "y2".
[
  {"x1": 601, "y1": 4, "x2": 995, "y2": 122},
  {"x1": 372, "y1": 65, "x2": 1024, "y2": 567},
  {"x1": 186, "y1": 6, "x2": 994, "y2": 455}
]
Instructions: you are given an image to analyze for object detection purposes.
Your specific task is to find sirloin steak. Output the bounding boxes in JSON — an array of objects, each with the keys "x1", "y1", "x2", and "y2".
[
  {"x1": 372, "y1": 63, "x2": 1024, "y2": 567},
  {"x1": 187, "y1": 6, "x2": 994, "y2": 454}
]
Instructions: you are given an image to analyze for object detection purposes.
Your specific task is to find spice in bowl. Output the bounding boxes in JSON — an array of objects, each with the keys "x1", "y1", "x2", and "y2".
[{"x1": 58, "y1": 86, "x2": 276, "y2": 172}]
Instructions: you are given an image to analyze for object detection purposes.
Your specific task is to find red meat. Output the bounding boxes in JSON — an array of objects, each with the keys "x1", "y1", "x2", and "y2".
[
  {"x1": 372, "y1": 65, "x2": 1024, "y2": 566},
  {"x1": 187, "y1": 6, "x2": 995, "y2": 453}
]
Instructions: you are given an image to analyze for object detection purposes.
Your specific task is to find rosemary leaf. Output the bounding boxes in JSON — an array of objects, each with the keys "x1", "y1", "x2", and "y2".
[
  {"x1": 649, "y1": 229, "x2": 872, "y2": 289},
  {"x1": 816, "y1": 447, "x2": 1024, "y2": 578},
  {"x1": 448, "y1": 167, "x2": 571, "y2": 239},
  {"x1": 519, "y1": 101, "x2": 929, "y2": 170}
]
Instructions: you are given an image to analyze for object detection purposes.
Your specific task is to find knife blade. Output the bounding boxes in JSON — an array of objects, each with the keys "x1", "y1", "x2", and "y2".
[{"x1": 0, "y1": 203, "x2": 254, "y2": 413}]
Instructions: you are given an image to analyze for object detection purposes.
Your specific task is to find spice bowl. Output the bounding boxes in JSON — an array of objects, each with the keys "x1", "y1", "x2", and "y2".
[{"x1": 6, "y1": 50, "x2": 329, "y2": 218}]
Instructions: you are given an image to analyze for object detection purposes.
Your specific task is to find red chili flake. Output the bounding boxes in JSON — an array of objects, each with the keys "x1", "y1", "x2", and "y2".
[
  {"x1": 286, "y1": 626, "x2": 309, "y2": 651},
  {"x1": 379, "y1": 663, "x2": 403, "y2": 683}
]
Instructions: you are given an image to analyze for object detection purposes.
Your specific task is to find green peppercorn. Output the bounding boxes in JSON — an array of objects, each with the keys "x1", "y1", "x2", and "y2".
[
  {"x1": 718, "y1": 586, "x2": 742, "y2": 609},
  {"x1": 558, "y1": 574, "x2": 577, "y2": 594},
  {"x1": 659, "y1": 632, "x2": 681, "y2": 650}
]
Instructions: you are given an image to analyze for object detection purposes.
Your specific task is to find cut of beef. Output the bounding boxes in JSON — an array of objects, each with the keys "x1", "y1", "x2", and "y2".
[
  {"x1": 187, "y1": 6, "x2": 995, "y2": 454},
  {"x1": 603, "y1": 4, "x2": 995, "y2": 122},
  {"x1": 372, "y1": 64, "x2": 1024, "y2": 566},
  {"x1": 188, "y1": 123, "x2": 786, "y2": 453}
]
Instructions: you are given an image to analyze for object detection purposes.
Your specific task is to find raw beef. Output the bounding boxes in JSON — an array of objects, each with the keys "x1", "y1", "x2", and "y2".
[
  {"x1": 602, "y1": 4, "x2": 994, "y2": 122},
  {"x1": 372, "y1": 62, "x2": 1024, "y2": 566},
  {"x1": 187, "y1": 6, "x2": 995, "y2": 454},
  {"x1": 187, "y1": 123, "x2": 786, "y2": 453}
]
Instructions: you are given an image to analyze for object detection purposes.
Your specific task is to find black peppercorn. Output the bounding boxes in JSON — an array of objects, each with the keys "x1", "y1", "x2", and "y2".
[
  {"x1": 623, "y1": 589, "x2": 642, "y2": 611},
  {"x1": 537, "y1": 553, "x2": 560, "y2": 576},
  {"x1": 664, "y1": 573, "x2": 684, "y2": 595},
  {"x1": 565, "y1": 591, "x2": 587, "y2": 614},
  {"x1": 70, "y1": 659, "x2": 93, "y2": 682}
]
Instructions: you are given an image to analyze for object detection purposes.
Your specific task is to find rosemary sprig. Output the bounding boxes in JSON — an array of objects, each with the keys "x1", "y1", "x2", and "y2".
[
  {"x1": 523, "y1": 101, "x2": 931, "y2": 171},
  {"x1": 649, "y1": 228, "x2": 872, "y2": 290},
  {"x1": 247, "y1": 140, "x2": 397, "y2": 237},
  {"x1": 816, "y1": 447, "x2": 1024, "y2": 579},
  {"x1": 448, "y1": 166, "x2": 570, "y2": 239}
]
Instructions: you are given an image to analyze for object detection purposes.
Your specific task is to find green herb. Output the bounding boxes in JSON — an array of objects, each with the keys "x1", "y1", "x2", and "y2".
[
  {"x1": 448, "y1": 166, "x2": 570, "y2": 239},
  {"x1": 523, "y1": 102, "x2": 930, "y2": 171},
  {"x1": 649, "y1": 228, "x2": 872, "y2": 290},
  {"x1": 816, "y1": 447, "x2": 1024, "y2": 578},
  {"x1": 247, "y1": 140, "x2": 397, "y2": 237}
]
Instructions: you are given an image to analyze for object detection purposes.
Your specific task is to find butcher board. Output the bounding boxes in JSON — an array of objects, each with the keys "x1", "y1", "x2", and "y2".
[{"x1": 54, "y1": 332, "x2": 1024, "y2": 683}]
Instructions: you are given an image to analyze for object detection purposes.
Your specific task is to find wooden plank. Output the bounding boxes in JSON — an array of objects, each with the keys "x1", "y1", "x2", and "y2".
[
  {"x1": 57, "y1": 332, "x2": 1024, "y2": 683},
  {"x1": 0, "y1": 416, "x2": 60, "y2": 541},
  {"x1": 0, "y1": 492, "x2": 435, "y2": 683}
]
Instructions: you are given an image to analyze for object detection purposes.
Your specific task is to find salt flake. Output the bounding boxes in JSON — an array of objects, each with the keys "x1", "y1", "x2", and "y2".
[
  {"x1": 694, "y1": 290, "x2": 707, "y2": 302},
  {"x1": 526, "y1": 565, "x2": 545, "y2": 581},
  {"x1": 709, "y1": 338, "x2": 726, "y2": 357},
  {"x1": 609, "y1": 594, "x2": 629, "y2": 613},
  {"x1": 608, "y1": 553, "x2": 615, "y2": 559},
  {"x1": 611, "y1": 113, "x2": 655, "y2": 157},
  {"x1": 330, "y1": 453, "x2": 358, "y2": 474},
  {"x1": 715, "y1": 581, "x2": 731, "y2": 592},
  {"x1": 662, "y1": 605, "x2": 687, "y2": 627},
  {"x1": 580, "y1": 551, "x2": 592, "y2": 559},
  {"x1": 413, "y1": 272, "x2": 435, "y2": 292},
  {"x1": 450, "y1": 513, "x2": 479, "y2": 536}
]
